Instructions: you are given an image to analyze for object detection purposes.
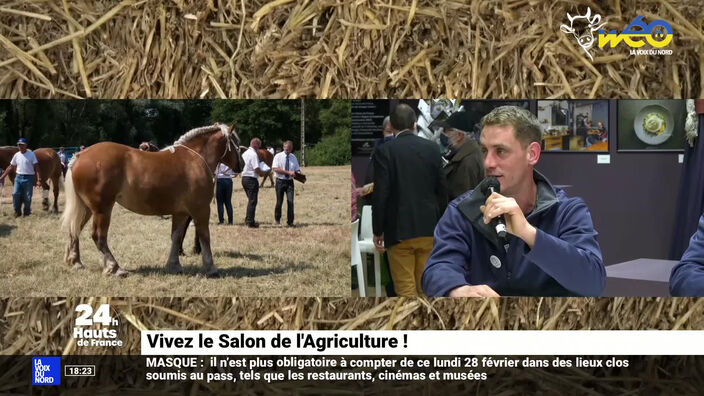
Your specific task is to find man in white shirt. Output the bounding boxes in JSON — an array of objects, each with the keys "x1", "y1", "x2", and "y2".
[
  {"x1": 0, "y1": 138, "x2": 41, "y2": 217},
  {"x1": 241, "y1": 138, "x2": 265, "y2": 228},
  {"x1": 272, "y1": 140, "x2": 301, "y2": 227}
]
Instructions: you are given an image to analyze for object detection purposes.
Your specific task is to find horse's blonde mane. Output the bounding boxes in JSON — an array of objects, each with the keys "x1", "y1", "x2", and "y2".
[
  {"x1": 174, "y1": 125, "x2": 222, "y2": 145},
  {"x1": 165, "y1": 123, "x2": 240, "y2": 151}
]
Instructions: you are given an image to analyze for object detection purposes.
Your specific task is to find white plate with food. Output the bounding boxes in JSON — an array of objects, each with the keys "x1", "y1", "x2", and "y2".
[{"x1": 633, "y1": 105, "x2": 673, "y2": 145}]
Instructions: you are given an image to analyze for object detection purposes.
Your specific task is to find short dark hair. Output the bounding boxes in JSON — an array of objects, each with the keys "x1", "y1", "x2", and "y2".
[
  {"x1": 480, "y1": 106, "x2": 543, "y2": 147},
  {"x1": 390, "y1": 104, "x2": 416, "y2": 131}
]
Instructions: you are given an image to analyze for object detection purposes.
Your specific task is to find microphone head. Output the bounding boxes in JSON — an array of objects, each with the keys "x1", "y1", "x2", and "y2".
[{"x1": 481, "y1": 177, "x2": 501, "y2": 195}]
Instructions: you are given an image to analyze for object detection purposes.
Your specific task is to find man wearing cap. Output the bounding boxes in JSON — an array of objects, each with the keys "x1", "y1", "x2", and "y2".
[
  {"x1": 440, "y1": 111, "x2": 485, "y2": 201},
  {"x1": 0, "y1": 138, "x2": 42, "y2": 217},
  {"x1": 272, "y1": 140, "x2": 301, "y2": 227}
]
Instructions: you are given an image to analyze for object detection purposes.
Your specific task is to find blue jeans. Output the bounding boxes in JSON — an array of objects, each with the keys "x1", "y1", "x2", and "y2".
[
  {"x1": 13, "y1": 174, "x2": 35, "y2": 216},
  {"x1": 216, "y1": 178, "x2": 233, "y2": 224}
]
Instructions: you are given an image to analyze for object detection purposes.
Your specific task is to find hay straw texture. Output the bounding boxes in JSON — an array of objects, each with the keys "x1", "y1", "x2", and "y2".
[
  {"x1": 2, "y1": 298, "x2": 704, "y2": 393},
  {"x1": 2, "y1": 297, "x2": 704, "y2": 355},
  {"x1": 0, "y1": 0, "x2": 702, "y2": 99}
]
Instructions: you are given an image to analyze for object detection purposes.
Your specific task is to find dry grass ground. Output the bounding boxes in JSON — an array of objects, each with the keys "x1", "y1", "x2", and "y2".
[{"x1": 0, "y1": 166, "x2": 350, "y2": 297}]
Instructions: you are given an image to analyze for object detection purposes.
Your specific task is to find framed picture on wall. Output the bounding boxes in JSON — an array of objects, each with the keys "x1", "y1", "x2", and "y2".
[
  {"x1": 536, "y1": 99, "x2": 610, "y2": 152},
  {"x1": 617, "y1": 99, "x2": 686, "y2": 152}
]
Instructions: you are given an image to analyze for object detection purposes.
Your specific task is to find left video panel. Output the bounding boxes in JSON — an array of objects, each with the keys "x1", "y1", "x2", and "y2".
[{"x1": 0, "y1": 99, "x2": 351, "y2": 297}]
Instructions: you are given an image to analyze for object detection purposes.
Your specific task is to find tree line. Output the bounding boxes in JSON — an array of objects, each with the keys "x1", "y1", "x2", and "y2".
[{"x1": 0, "y1": 99, "x2": 351, "y2": 165}]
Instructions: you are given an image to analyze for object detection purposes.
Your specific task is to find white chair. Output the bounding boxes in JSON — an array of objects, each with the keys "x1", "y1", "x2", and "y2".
[
  {"x1": 357, "y1": 205, "x2": 382, "y2": 297},
  {"x1": 351, "y1": 219, "x2": 367, "y2": 297}
]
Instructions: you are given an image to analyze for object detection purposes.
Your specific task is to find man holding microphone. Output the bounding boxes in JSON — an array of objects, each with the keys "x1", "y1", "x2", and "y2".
[{"x1": 422, "y1": 106, "x2": 605, "y2": 297}]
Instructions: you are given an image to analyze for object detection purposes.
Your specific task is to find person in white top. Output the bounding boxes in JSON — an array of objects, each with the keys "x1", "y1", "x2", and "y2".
[
  {"x1": 241, "y1": 138, "x2": 265, "y2": 228},
  {"x1": 58, "y1": 147, "x2": 67, "y2": 177},
  {"x1": 216, "y1": 163, "x2": 237, "y2": 225},
  {"x1": 272, "y1": 140, "x2": 301, "y2": 227},
  {"x1": 0, "y1": 138, "x2": 41, "y2": 217}
]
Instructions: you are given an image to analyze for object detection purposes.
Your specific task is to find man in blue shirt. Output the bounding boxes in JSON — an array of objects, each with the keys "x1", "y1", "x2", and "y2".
[
  {"x1": 422, "y1": 106, "x2": 605, "y2": 297},
  {"x1": 670, "y1": 214, "x2": 704, "y2": 296}
]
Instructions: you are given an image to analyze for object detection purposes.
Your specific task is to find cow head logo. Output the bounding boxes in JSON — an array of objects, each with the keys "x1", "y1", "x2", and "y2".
[{"x1": 560, "y1": 7, "x2": 606, "y2": 61}]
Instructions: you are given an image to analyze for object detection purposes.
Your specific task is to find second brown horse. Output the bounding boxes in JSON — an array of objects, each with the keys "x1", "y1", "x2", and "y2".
[{"x1": 258, "y1": 149, "x2": 274, "y2": 187}]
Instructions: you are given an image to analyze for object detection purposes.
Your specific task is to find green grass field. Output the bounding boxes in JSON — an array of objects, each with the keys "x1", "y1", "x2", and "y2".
[{"x1": 0, "y1": 166, "x2": 350, "y2": 297}]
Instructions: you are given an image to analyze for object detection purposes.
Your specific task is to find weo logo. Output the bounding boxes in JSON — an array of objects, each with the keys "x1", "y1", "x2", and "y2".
[
  {"x1": 598, "y1": 16, "x2": 673, "y2": 49},
  {"x1": 561, "y1": 8, "x2": 674, "y2": 60}
]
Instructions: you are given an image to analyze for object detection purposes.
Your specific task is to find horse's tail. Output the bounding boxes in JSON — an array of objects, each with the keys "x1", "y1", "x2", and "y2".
[
  {"x1": 61, "y1": 165, "x2": 88, "y2": 238},
  {"x1": 57, "y1": 171, "x2": 65, "y2": 191},
  {"x1": 50, "y1": 161, "x2": 64, "y2": 192}
]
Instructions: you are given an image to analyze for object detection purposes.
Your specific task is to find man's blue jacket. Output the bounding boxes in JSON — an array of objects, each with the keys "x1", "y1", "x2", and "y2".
[
  {"x1": 670, "y1": 214, "x2": 704, "y2": 296},
  {"x1": 422, "y1": 171, "x2": 605, "y2": 297}
]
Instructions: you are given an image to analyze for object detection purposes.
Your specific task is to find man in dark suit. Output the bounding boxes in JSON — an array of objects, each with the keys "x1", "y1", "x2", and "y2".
[{"x1": 372, "y1": 103, "x2": 448, "y2": 296}]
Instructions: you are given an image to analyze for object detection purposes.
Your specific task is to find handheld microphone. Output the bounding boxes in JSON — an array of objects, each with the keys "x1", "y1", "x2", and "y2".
[{"x1": 481, "y1": 177, "x2": 507, "y2": 238}]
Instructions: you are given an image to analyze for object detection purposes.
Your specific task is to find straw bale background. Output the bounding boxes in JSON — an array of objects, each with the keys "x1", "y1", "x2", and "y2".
[
  {"x1": 2, "y1": 1, "x2": 704, "y2": 390},
  {"x1": 2, "y1": 298, "x2": 704, "y2": 393},
  {"x1": 0, "y1": 0, "x2": 702, "y2": 99},
  {"x1": 1, "y1": 297, "x2": 704, "y2": 393},
  {"x1": 2, "y1": 297, "x2": 704, "y2": 355}
]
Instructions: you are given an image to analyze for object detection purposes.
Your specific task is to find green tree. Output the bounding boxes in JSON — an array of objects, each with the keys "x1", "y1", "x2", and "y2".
[
  {"x1": 319, "y1": 99, "x2": 351, "y2": 136},
  {"x1": 211, "y1": 100, "x2": 300, "y2": 147},
  {"x1": 306, "y1": 127, "x2": 351, "y2": 166}
]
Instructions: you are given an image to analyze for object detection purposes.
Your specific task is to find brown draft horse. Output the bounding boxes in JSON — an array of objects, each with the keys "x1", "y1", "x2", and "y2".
[
  {"x1": 139, "y1": 141, "x2": 203, "y2": 255},
  {"x1": 0, "y1": 146, "x2": 16, "y2": 169},
  {"x1": 62, "y1": 124, "x2": 243, "y2": 277},
  {"x1": 258, "y1": 149, "x2": 274, "y2": 187},
  {"x1": 0, "y1": 146, "x2": 63, "y2": 213}
]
